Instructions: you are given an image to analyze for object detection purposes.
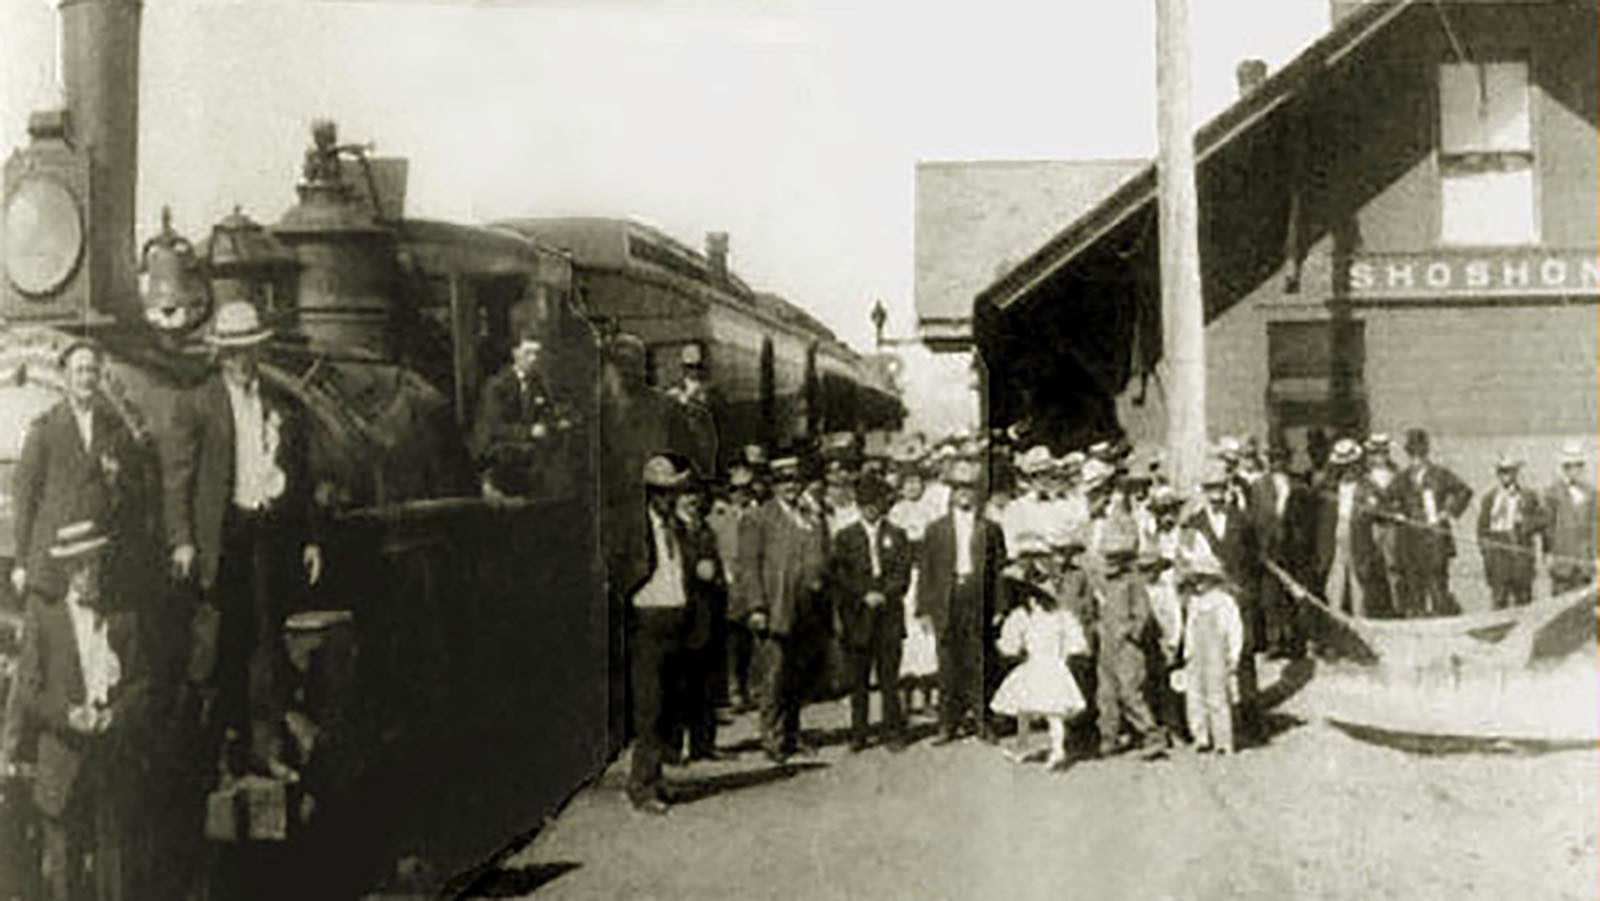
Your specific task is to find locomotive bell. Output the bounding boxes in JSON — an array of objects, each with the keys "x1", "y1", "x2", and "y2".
[
  {"x1": 139, "y1": 207, "x2": 210, "y2": 335},
  {"x1": 204, "y1": 206, "x2": 298, "y2": 325}
]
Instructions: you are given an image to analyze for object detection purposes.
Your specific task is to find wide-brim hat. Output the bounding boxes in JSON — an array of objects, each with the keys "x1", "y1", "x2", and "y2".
[
  {"x1": 769, "y1": 456, "x2": 803, "y2": 481},
  {"x1": 643, "y1": 454, "x2": 693, "y2": 489},
  {"x1": 1494, "y1": 454, "x2": 1522, "y2": 472},
  {"x1": 727, "y1": 464, "x2": 755, "y2": 488},
  {"x1": 1560, "y1": 442, "x2": 1586, "y2": 466},
  {"x1": 1198, "y1": 459, "x2": 1231, "y2": 488},
  {"x1": 48, "y1": 520, "x2": 110, "y2": 560},
  {"x1": 946, "y1": 459, "x2": 983, "y2": 488},
  {"x1": 1147, "y1": 484, "x2": 1183, "y2": 511},
  {"x1": 1215, "y1": 436, "x2": 1243, "y2": 461},
  {"x1": 1098, "y1": 515, "x2": 1140, "y2": 559},
  {"x1": 741, "y1": 444, "x2": 769, "y2": 467},
  {"x1": 1364, "y1": 433, "x2": 1391, "y2": 453},
  {"x1": 820, "y1": 431, "x2": 860, "y2": 463},
  {"x1": 1012, "y1": 531, "x2": 1051, "y2": 559},
  {"x1": 1016, "y1": 445, "x2": 1054, "y2": 477},
  {"x1": 1329, "y1": 438, "x2": 1362, "y2": 466},
  {"x1": 205, "y1": 301, "x2": 274, "y2": 348},
  {"x1": 1080, "y1": 459, "x2": 1117, "y2": 492},
  {"x1": 1056, "y1": 450, "x2": 1086, "y2": 474},
  {"x1": 1179, "y1": 550, "x2": 1227, "y2": 581}
]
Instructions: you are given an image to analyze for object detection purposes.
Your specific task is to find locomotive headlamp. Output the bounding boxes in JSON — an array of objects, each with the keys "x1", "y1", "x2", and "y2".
[
  {"x1": 3, "y1": 174, "x2": 84, "y2": 299},
  {"x1": 139, "y1": 206, "x2": 210, "y2": 334}
]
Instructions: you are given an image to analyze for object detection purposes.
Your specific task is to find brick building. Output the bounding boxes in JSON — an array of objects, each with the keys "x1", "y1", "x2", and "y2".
[{"x1": 974, "y1": 0, "x2": 1597, "y2": 484}]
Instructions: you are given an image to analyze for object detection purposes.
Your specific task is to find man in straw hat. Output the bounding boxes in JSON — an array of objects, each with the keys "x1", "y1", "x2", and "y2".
[
  {"x1": 17, "y1": 520, "x2": 145, "y2": 900},
  {"x1": 161, "y1": 301, "x2": 321, "y2": 782},
  {"x1": 625, "y1": 454, "x2": 699, "y2": 814},
  {"x1": 1312, "y1": 438, "x2": 1381, "y2": 618},
  {"x1": 739, "y1": 453, "x2": 830, "y2": 763},
  {"x1": 917, "y1": 459, "x2": 1007, "y2": 745},
  {"x1": 1476, "y1": 455, "x2": 1542, "y2": 609},
  {"x1": 1543, "y1": 442, "x2": 1597, "y2": 595}
]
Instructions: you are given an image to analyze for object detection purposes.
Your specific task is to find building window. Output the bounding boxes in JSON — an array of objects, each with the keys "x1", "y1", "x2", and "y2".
[{"x1": 1438, "y1": 60, "x2": 1537, "y2": 246}]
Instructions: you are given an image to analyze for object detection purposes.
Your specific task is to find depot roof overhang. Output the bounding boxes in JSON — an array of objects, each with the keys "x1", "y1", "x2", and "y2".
[{"x1": 975, "y1": 0, "x2": 1427, "y2": 321}]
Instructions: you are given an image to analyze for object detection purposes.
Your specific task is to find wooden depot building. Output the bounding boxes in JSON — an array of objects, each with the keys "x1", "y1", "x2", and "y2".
[{"x1": 973, "y1": 0, "x2": 1597, "y2": 483}]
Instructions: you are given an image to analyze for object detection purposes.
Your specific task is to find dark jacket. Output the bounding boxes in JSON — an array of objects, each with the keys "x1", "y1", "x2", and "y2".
[
  {"x1": 737, "y1": 499, "x2": 828, "y2": 637},
  {"x1": 915, "y1": 512, "x2": 1006, "y2": 637},
  {"x1": 12, "y1": 399, "x2": 137, "y2": 592},
  {"x1": 1249, "y1": 470, "x2": 1310, "y2": 569},
  {"x1": 830, "y1": 518, "x2": 912, "y2": 649},
  {"x1": 1394, "y1": 462, "x2": 1473, "y2": 562},
  {"x1": 158, "y1": 374, "x2": 317, "y2": 590},
  {"x1": 16, "y1": 590, "x2": 146, "y2": 819},
  {"x1": 1312, "y1": 477, "x2": 1385, "y2": 582},
  {"x1": 1542, "y1": 479, "x2": 1597, "y2": 583},
  {"x1": 469, "y1": 366, "x2": 564, "y2": 462},
  {"x1": 679, "y1": 518, "x2": 726, "y2": 652},
  {"x1": 1185, "y1": 504, "x2": 1259, "y2": 592}
]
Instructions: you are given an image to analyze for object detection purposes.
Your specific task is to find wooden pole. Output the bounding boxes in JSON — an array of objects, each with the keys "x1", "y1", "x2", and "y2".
[{"x1": 1155, "y1": 0, "x2": 1207, "y2": 491}]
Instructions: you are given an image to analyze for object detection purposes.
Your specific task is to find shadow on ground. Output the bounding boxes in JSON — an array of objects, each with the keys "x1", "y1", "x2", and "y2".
[
  {"x1": 1326, "y1": 720, "x2": 1599, "y2": 757},
  {"x1": 452, "y1": 861, "x2": 582, "y2": 898},
  {"x1": 668, "y1": 760, "x2": 829, "y2": 805}
]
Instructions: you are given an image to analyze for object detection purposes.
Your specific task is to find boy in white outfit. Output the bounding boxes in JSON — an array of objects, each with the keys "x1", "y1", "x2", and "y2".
[{"x1": 1178, "y1": 553, "x2": 1244, "y2": 754}]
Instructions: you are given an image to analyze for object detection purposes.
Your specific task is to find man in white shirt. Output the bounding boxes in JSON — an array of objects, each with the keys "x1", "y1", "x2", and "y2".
[
  {"x1": 18, "y1": 520, "x2": 142, "y2": 901},
  {"x1": 1476, "y1": 456, "x2": 1540, "y2": 609},
  {"x1": 626, "y1": 455, "x2": 697, "y2": 814},
  {"x1": 162, "y1": 302, "x2": 322, "y2": 782},
  {"x1": 916, "y1": 461, "x2": 1007, "y2": 744}
]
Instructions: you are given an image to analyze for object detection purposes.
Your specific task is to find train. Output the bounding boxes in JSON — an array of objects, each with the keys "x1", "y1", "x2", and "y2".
[
  {"x1": 0, "y1": 0, "x2": 894, "y2": 896},
  {"x1": 497, "y1": 217, "x2": 905, "y2": 465}
]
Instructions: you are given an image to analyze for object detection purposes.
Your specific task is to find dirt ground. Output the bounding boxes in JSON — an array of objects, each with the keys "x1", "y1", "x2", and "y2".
[{"x1": 460, "y1": 658, "x2": 1599, "y2": 901}]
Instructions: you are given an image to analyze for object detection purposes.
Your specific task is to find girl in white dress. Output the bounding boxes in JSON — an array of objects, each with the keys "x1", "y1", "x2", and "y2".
[
  {"x1": 889, "y1": 470, "x2": 940, "y2": 713},
  {"x1": 991, "y1": 540, "x2": 1089, "y2": 769}
]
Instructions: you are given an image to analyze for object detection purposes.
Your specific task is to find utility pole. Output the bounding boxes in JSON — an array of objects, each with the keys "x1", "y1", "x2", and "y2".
[{"x1": 1155, "y1": 0, "x2": 1207, "y2": 491}]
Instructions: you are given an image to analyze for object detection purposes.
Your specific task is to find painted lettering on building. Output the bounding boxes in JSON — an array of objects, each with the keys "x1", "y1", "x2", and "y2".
[{"x1": 1346, "y1": 251, "x2": 1600, "y2": 299}]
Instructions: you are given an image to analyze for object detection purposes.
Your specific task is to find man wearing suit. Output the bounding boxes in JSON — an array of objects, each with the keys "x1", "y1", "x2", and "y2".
[
  {"x1": 669, "y1": 482, "x2": 728, "y2": 764},
  {"x1": 11, "y1": 342, "x2": 137, "y2": 600},
  {"x1": 17, "y1": 521, "x2": 147, "y2": 901},
  {"x1": 1394, "y1": 428, "x2": 1472, "y2": 617},
  {"x1": 161, "y1": 302, "x2": 322, "y2": 780},
  {"x1": 1313, "y1": 439, "x2": 1386, "y2": 618},
  {"x1": 1250, "y1": 443, "x2": 1309, "y2": 657},
  {"x1": 1477, "y1": 457, "x2": 1542, "y2": 609},
  {"x1": 1543, "y1": 443, "x2": 1597, "y2": 595},
  {"x1": 917, "y1": 460, "x2": 1007, "y2": 744},
  {"x1": 470, "y1": 331, "x2": 573, "y2": 497},
  {"x1": 831, "y1": 475, "x2": 913, "y2": 752},
  {"x1": 624, "y1": 455, "x2": 699, "y2": 815},
  {"x1": 740, "y1": 455, "x2": 829, "y2": 762}
]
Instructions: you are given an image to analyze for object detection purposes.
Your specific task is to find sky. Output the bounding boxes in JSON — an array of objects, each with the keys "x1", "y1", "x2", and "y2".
[{"x1": 0, "y1": 0, "x2": 1332, "y2": 432}]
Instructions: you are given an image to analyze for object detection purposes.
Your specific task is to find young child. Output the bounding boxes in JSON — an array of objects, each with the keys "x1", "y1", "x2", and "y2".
[
  {"x1": 1091, "y1": 517, "x2": 1168, "y2": 757},
  {"x1": 1178, "y1": 553, "x2": 1244, "y2": 754},
  {"x1": 991, "y1": 535, "x2": 1088, "y2": 769}
]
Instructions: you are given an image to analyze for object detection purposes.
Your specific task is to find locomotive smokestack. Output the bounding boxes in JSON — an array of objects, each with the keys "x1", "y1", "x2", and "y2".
[
  {"x1": 59, "y1": 0, "x2": 142, "y2": 320},
  {"x1": 706, "y1": 231, "x2": 729, "y2": 284}
]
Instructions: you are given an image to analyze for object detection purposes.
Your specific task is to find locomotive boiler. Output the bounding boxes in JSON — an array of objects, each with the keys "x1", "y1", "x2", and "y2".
[{"x1": 0, "y1": 1, "x2": 612, "y2": 895}]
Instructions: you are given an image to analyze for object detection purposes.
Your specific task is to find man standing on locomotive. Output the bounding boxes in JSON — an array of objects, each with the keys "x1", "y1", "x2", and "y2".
[
  {"x1": 161, "y1": 302, "x2": 322, "y2": 782},
  {"x1": 470, "y1": 329, "x2": 572, "y2": 497},
  {"x1": 11, "y1": 341, "x2": 138, "y2": 606}
]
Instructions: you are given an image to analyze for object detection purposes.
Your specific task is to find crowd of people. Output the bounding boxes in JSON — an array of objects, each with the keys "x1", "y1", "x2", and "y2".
[{"x1": 619, "y1": 424, "x2": 1598, "y2": 814}]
